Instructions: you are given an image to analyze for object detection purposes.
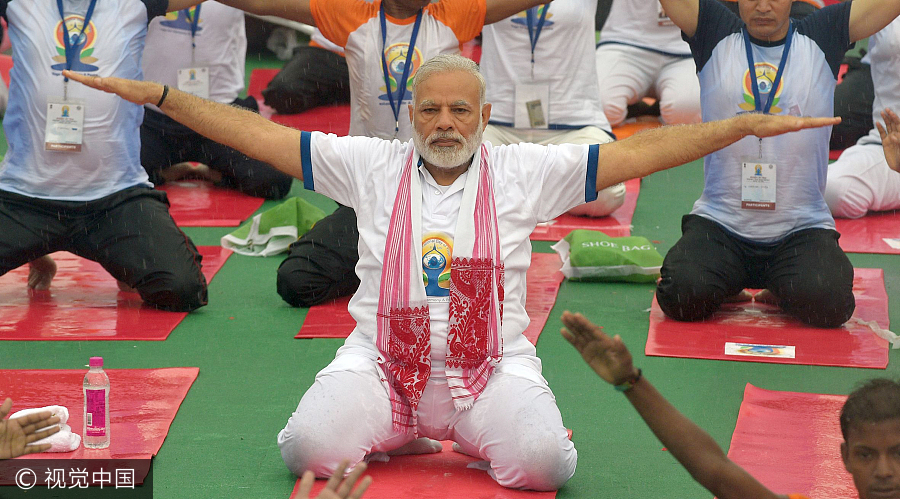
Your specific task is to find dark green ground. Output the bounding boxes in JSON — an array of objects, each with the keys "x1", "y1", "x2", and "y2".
[{"x1": 1, "y1": 53, "x2": 897, "y2": 499}]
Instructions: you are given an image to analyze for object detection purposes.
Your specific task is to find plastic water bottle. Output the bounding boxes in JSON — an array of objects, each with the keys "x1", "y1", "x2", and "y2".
[{"x1": 83, "y1": 357, "x2": 110, "y2": 449}]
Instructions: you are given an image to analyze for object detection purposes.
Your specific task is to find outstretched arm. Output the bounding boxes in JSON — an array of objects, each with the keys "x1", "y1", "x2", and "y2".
[
  {"x1": 214, "y1": 0, "x2": 316, "y2": 26},
  {"x1": 878, "y1": 108, "x2": 900, "y2": 173},
  {"x1": 484, "y1": 0, "x2": 552, "y2": 25},
  {"x1": 594, "y1": 114, "x2": 841, "y2": 191},
  {"x1": 0, "y1": 398, "x2": 61, "y2": 460},
  {"x1": 559, "y1": 312, "x2": 787, "y2": 499},
  {"x1": 62, "y1": 71, "x2": 305, "y2": 180},
  {"x1": 848, "y1": 0, "x2": 900, "y2": 42},
  {"x1": 658, "y1": 0, "x2": 700, "y2": 37}
]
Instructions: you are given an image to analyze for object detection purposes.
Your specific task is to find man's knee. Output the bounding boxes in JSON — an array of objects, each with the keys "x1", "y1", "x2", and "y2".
[
  {"x1": 656, "y1": 266, "x2": 724, "y2": 322},
  {"x1": 659, "y1": 97, "x2": 700, "y2": 125},
  {"x1": 824, "y1": 174, "x2": 870, "y2": 219},
  {"x1": 277, "y1": 419, "x2": 359, "y2": 478},
  {"x1": 138, "y1": 271, "x2": 208, "y2": 312},
  {"x1": 492, "y1": 431, "x2": 576, "y2": 491},
  {"x1": 601, "y1": 99, "x2": 628, "y2": 127},
  {"x1": 276, "y1": 258, "x2": 357, "y2": 307},
  {"x1": 779, "y1": 281, "x2": 855, "y2": 328}
]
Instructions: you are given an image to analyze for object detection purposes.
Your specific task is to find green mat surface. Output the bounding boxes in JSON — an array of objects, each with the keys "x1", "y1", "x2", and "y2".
[{"x1": 2, "y1": 52, "x2": 899, "y2": 499}]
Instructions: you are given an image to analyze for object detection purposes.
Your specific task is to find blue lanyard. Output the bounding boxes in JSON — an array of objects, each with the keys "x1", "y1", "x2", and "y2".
[
  {"x1": 526, "y1": 5, "x2": 549, "y2": 68},
  {"x1": 380, "y1": 3, "x2": 423, "y2": 136},
  {"x1": 185, "y1": 5, "x2": 202, "y2": 53},
  {"x1": 742, "y1": 22, "x2": 793, "y2": 114},
  {"x1": 57, "y1": 0, "x2": 98, "y2": 83}
]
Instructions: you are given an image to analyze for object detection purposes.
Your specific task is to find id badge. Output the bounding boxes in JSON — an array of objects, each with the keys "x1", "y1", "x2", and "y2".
[
  {"x1": 741, "y1": 159, "x2": 777, "y2": 210},
  {"x1": 514, "y1": 83, "x2": 550, "y2": 129},
  {"x1": 177, "y1": 66, "x2": 210, "y2": 99},
  {"x1": 657, "y1": 2, "x2": 675, "y2": 26},
  {"x1": 44, "y1": 98, "x2": 85, "y2": 152}
]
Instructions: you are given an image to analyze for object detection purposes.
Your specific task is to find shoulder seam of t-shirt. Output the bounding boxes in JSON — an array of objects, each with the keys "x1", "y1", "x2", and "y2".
[
  {"x1": 686, "y1": 0, "x2": 743, "y2": 74},
  {"x1": 143, "y1": 0, "x2": 169, "y2": 21},
  {"x1": 795, "y1": 2, "x2": 852, "y2": 79}
]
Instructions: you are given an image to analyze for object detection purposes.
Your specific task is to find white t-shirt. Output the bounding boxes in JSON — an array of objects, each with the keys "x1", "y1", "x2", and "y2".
[
  {"x1": 859, "y1": 16, "x2": 900, "y2": 147},
  {"x1": 300, "y1": 133, "x2": 600, "y2": 363},
  {"x1": 0, "y1": 0, "x2": 162, "y2": 201},
  {"x1": 598, "y1": 0, "x2": 691, "y2": 57},
  {"x1": 310, "y1": 0, "x2": 485, "y2": 140},
  {"x1": 686, "y1": 0, "x2": 851, "y2": 242},
  {"x1": 142, "y1": 2, "x2": 246, "y2": 108},
  {"x1": 480, "y1": 0, "x2": 611, "y2": 130}
]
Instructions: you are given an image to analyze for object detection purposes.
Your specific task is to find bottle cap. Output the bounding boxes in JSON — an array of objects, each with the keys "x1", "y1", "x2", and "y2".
[{"x1": 89, "y1": 357, "x2": 103, "y2": 367}]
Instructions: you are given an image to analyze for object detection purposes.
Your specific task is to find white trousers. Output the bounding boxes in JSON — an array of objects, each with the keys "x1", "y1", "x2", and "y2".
[
  {"x1": 483, "y1": 124, "x2": 626, "y2": 217},
  {"x1": 277, "y1": 352, "x2": 577, "y2": 491},
  {"x1": 825, "y1": 143, "x2": 899, "y2": 219},
  {"x1": 595, "y1": 44, "x2": 701, "y2": 126}
]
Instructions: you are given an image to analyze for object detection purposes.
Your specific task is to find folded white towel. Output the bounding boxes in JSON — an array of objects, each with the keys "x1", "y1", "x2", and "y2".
[{"x1": 10, "y1": 405, "x2": 81, "y2": 452}]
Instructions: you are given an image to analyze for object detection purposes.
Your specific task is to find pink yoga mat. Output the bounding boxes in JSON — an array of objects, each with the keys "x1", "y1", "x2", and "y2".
[
  {"x1": 0, "y1": 368, "x2": 199, "y2": 485},
  {"x1": 158, "y1": 179, "x2": 265, "y2": 227},
  {"x1": 834, "y1": 211, "x2": 900, "y2": 255},
  {"x1": 530, "y1": 178, "x2": 640, "y2": 241},
  {"x1": 296, "y1": 252, "x2": 564, "y2": 345},
  {"x1": 0, "y1": 247, "x2": 230, "y2": 341},
  {"x1": 726, "y1": 384, "x2": 854, "y2": 498},
  {"x1": 289, "y1": 440, "x2": 556, "y2": 499},
  {"x1": 645, "y1": 268, "x2": 890, "y2": 368}
]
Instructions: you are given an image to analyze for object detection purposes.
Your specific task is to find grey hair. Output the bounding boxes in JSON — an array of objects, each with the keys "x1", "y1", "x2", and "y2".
[{"x1": 410, "y1": 54, "x2": 485, "y2": 106}]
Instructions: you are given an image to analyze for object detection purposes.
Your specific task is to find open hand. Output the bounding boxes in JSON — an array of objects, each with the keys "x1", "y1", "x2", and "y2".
[
  {"x1": 0, "y1": 398, "x2": 61, "y2": 460},
  {"x1": 877, "y1": 108, "x2": 900, "y2": 173},
  {"x1": 296, "y1": 460, "x2": 372, "y2": 499},
  {"x1": 560, "y1": 312, "x2": 635, "y2": 386},
  {"x1": 740, "y1": 113, "x2": 841, "y2": 139},
  {"x1": 62, "y1": 70, "x2": 164, "y2": 107}
]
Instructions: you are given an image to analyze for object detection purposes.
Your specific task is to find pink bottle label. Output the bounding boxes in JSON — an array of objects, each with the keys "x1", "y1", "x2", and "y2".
[{"x1": 85, "y1": 389, "x2": 106, "y2": 437}]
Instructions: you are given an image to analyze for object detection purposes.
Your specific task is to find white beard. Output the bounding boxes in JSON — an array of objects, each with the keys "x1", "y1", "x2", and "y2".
[{"x1": 414, "y1": 119, "x2": 483, "y2": 171}]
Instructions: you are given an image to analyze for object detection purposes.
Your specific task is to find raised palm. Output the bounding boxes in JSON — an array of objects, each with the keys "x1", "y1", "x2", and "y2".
[
  {"x1": 0, "y1": 398, "x2": 60, "y2": 459},
  {"x1": 560, "y1": 312, "x2": 634, "y2": 385},
  {"x1": 877, "y1": 108, "x2": 900, "y2": 173}
]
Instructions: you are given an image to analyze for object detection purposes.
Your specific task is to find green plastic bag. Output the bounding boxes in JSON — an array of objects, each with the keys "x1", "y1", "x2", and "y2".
[
  {"x1": 221, "y1": 197, "x2": 326, "y2": 256},
  {"x1": 551, "y1": 229, "x2": 663, "y2": 283}
]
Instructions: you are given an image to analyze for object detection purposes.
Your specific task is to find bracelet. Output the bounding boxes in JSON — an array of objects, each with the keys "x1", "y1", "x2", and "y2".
[
  {"x1": 614, "y1": 368, "x2": 642, "y2": 392},
  {"x1": 156, "y1": 84, "x2": 169, "y2": 108}
]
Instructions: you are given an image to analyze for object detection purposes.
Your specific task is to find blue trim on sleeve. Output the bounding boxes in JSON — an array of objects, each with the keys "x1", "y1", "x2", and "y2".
[
  {"x1": 301, "y1": 131, "x2": 314, "y2": 191},
  {"x1": 596, "y1": 41, "x2": 692, "y2": 58},
  {"x1": 585, "y1": 144, "x2": 599, "y2": 203}
]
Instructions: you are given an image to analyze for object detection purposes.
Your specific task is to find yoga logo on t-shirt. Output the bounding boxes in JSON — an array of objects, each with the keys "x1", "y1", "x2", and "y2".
[
  {"x1": 51, "y1": 15, "x2": 99, "y2": 72},
  {"x1": 739, "y1": 62, "x2": 784, "y2": 113},
  {"x1": 378, "y1": 43, "x2": 423, "y2": 103},
  {"x1": 422, "y1": 233, "x2": 452, "y2": 297},
  {"x1": 158, "y1": 8, "x2": 204, "y2": 33},
  {"x1": 510, "y1": 6, "x2": 555, "y2": 28}
]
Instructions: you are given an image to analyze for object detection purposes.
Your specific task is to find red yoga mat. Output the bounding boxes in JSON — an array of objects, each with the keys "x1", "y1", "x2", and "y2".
[
  {"x1": 157, "y1": 179, "x2": 265, "y2": 227},
  {"x1": 645, "y1": 268, "x2": 890, "y2": 368},
  {"x1": 834, "y1": 212, "x2": 900, "y2": 255},
  {"x1": 0, "y1": 367, "x2": 199, "y2": 485},
  {"x1": 248, "y1": 69, "x2": 352, "y2": 135},
  {"x1": 289, "y1": 440, "x2": 557, "y2": 499},
  {"x1": 726, "y1": 384, "x2": 854, "y2": 498},
  {"x1": 530, "y1": 178, "x2": 640, "y2": 241},
  {"x1": 0, "y1": 247, "x2": 230, "y2": 341},
  {"x1": 296, "y1": 252, "x2": 564, "y2": 345}
]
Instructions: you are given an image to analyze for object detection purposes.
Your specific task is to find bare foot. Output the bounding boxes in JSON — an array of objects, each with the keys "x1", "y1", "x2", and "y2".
[
  {"x1": 117, "y1": 280, "x2": 138, "y2": 293},
  {"x1": 723, "y1": 289, "x2": 754, "y2": 303},
  {"x1": 451, "y1": 442, "x2": 480, "y2": 458},
  {"x1": 27, "y1": 255, "x2": 57, "y2": 290},
  {"x1": 387, "y1": 438, "x2": 443, "y2": 456},
  {"x1": 753, "y1": 289, "x2": 779, "y2": 304}
]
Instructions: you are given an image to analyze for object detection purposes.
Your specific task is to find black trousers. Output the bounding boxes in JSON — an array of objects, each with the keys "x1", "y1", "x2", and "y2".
[
  {"x1": 262, "y1": 46, "x2": 351, "y2": 115},
  {"x1": 140, "y1": 98, "x2": 293, "y2": 200},
  {"x1": 0, "y1": 187, "x2": 207, "y2": 312},
  {"x1": 831, "y1": 59, "x2": 875, "y2": 150},
  {"x1": 656, "y1": 215, "x2": 855, "y2": 328},
  {"x1": 276, "y1": 205, "x2": 360, "y2": 307}
]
